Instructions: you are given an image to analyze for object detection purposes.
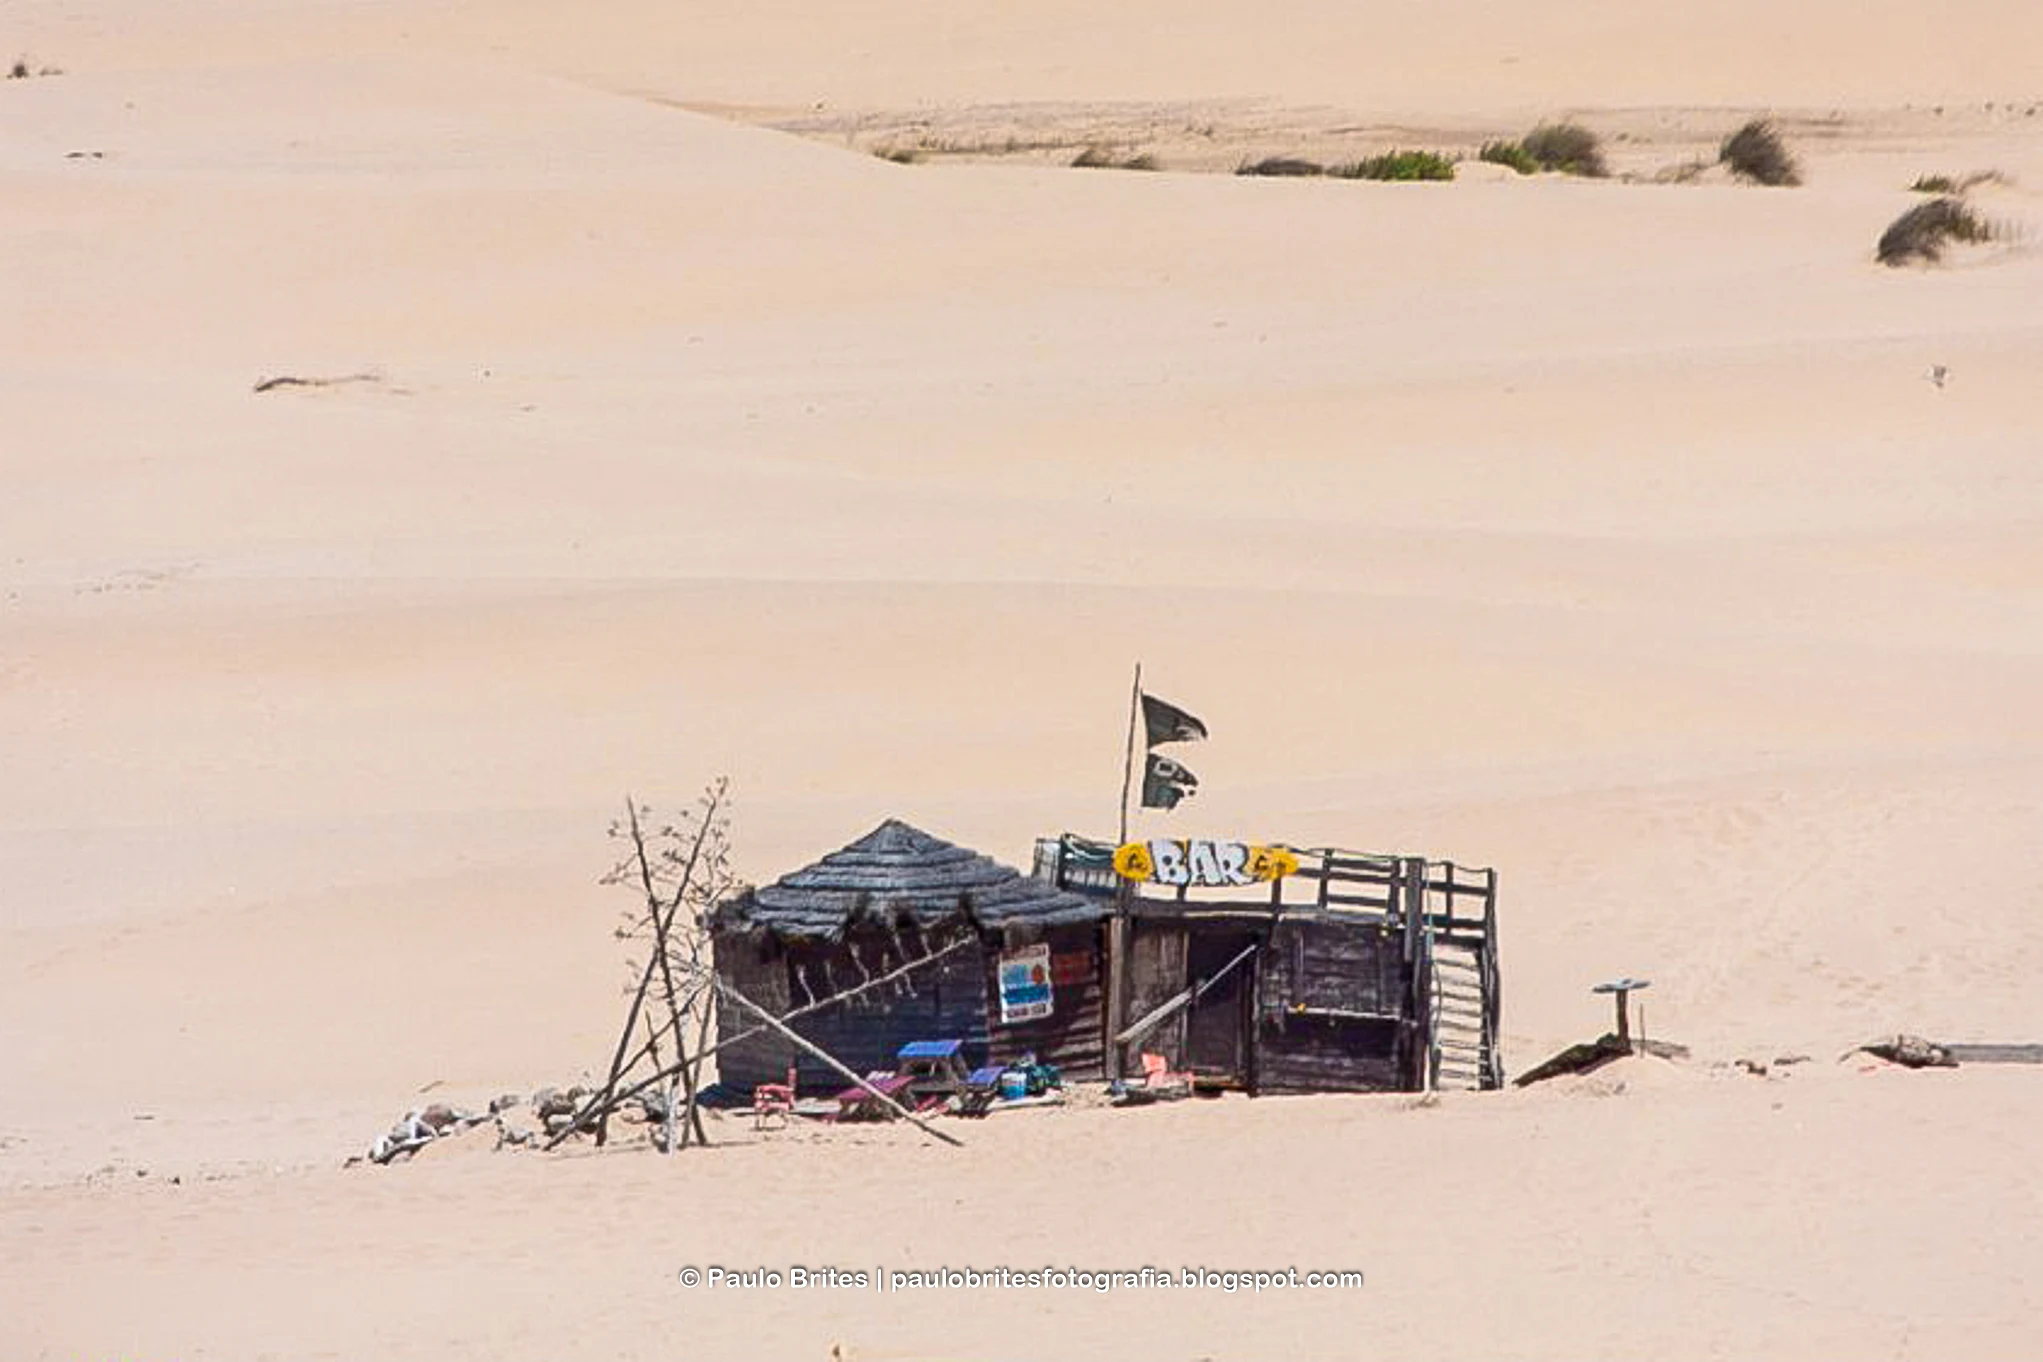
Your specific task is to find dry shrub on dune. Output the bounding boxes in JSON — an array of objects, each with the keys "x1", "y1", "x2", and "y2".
[
  {"x1": 1876, "y1": 196, "x2": 1993, "y2": 266},
  {"x1": 1720, "y1": 119, "x2": 1802, "y2": 186},
  {"x1": 1520, "y1": 123, "x2": 1607, "y2": 177}
]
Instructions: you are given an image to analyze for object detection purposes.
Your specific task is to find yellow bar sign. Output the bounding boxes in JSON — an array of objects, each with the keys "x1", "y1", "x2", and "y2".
[{"x1": 1112, "y1": 840, "x2": 1300, "y2": 887}]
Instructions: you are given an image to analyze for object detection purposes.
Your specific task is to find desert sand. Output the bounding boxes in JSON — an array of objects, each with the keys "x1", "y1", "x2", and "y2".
[{"x1": 4, "y1": 2, "x2": 2042, "y2": 1358}]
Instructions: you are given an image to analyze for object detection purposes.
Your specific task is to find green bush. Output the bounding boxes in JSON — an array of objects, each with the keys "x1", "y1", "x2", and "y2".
[
  {"x1": 1909, "y1": 174, "x2": 1958, "y2": 193},
  {"x1": 1478, "y1": 141, "x2": 1541, "y2": 175},
  {"x1": 1720, "y1": 119, "x2": 1801, "y2": 186},
  {"x1": 1521, "y1": 123, "x2": 1607, "y2": 177},
  {"x1": 1236, "y1": 156, "x2": 1324, "y2": 178},
  {"x1": 1330, "y1": 150, "x2": 1455, "y2": 182},
  {"x1": 1877, "y1": 196, "x2": 1992, "y2": 265}
]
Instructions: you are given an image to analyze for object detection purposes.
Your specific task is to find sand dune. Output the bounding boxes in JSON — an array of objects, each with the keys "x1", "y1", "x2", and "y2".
[{"x1": 4, "y1": 1, "x2": 2042, "y2": 1357}]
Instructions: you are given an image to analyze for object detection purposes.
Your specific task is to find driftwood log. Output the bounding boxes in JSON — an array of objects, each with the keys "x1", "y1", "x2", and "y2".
[
  {"x1": 1857, "y1": 1035, "x2": 1958, "y2": 1069},
  {"x1": 251, "y1": 372, "x2": 381, "y2": 393}
]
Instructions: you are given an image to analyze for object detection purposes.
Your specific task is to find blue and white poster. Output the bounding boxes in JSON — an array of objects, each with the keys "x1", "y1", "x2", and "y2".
[{"x1": 998, "y1": 943, "x2": 1054, "y2": 1023}]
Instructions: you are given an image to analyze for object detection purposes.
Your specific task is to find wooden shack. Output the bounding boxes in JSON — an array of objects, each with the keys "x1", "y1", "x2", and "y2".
[
  {"x1": 1033, "y1": 835, "x2": 1503, "y2": 1093},
  {"x1": 709, "y1": 820, "x2": 1110, "y2": 1094}
]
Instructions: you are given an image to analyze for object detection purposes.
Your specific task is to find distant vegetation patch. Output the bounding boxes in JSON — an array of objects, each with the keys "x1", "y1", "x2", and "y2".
[
  {"x1": 8, "y1": 56, "x2": 61, "y2": 78},
  {"x1": 873, "y1": 146, "x2": 922, "y2": 165},
  {"x1": 1519, "y1": 123, "x2": 1607, "y2": 177},
  {"x1": 1477, "y1": 141, "x2": 1541, "y2": 176},
  {"x1": 1876, "y1": 196, "x2": 1994, "y2": 266},
  {"x1": 1330, "y1": 150, "x2": 1456, "y2": 182},
  {"x1": 1719, "y1": 120, "x2": 1801, "y2": 186},
  {"x1": 1072, "y1": 146, "x2": 1160, "y2": 171},
  {"x1": 1909, "y1": 170, "x2": 2006, "y2": 194},
  {"x1": 1235, "y1": 156, "x2": 1325, "y2": 178}
]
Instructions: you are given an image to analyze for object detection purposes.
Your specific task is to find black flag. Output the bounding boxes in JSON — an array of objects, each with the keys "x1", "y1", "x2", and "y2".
[
  {"x1": 1142, "y1": 753, "x2": 1199, "y2": 809},
  {"x1": 1142, "y1": 693, "x2": 1208, "y2": 748}
]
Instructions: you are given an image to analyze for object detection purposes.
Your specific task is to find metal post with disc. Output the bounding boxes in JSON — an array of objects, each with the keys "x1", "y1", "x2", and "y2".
[{"x1": 1592, "y1": 977, "x2": 1650, "y2": 1052}]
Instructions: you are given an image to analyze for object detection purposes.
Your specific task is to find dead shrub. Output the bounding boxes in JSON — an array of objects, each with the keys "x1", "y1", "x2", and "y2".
[
  {"x1": 1876, "y1": 196, "x2": 1993, "y2": 265},
  {"x1": 1720, "y1": 119, "x2": 1801, "y2": 186},
  {"x1": 1520, "y1": 123, "x2": 1606, "y2": 177}
]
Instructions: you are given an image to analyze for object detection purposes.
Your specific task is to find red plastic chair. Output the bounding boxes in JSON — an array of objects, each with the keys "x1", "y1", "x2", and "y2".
[{"x1": 752, "y1": 1064, "x2": 797, "y2": 1130}]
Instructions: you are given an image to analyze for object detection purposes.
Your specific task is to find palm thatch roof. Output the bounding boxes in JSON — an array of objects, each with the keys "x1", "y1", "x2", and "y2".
[{"x1": 711, "y1": 818, "x2": 1102, "y2": 942}]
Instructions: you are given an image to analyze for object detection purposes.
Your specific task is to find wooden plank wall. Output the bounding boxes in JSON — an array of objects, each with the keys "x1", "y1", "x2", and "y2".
[
  {"x1": 709, "y1": 934, "x2": 794, "y2": 1092},
  {"x1": 713, "y1": 932, "x2": 991, "y2": 1094},
  {"x1": 984, "y1": 921, "x2": 1108, "y2": 1081},
  {"x1": 1255, "y1": 919, "x2": 1408, "y2": 1094},
  {"x1": 788, "y1": 935, "x2": 992, "y2": 1093},
  {"x1": 1255, "y1": 1018, "x2": 1403, "y2": 1094},
  {"x1": 1259, "y1": 918, "x2": 1403, "y2": 1018},
  {"x1": 1121, "y1": 922, "x2": 1191, "y2": 1069}
]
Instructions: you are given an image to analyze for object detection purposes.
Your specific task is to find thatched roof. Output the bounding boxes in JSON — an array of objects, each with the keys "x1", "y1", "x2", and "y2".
[{"x1": 712, "y1": 818, "x2": 1102, "y2": 942}]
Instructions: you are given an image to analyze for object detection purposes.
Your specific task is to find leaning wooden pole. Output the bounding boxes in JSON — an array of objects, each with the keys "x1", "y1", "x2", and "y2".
[
  {"x1": 637, "y1": 1005, "x2": 677, "y2": 1153},
  {"x1": 642, "y1": 796, "x2": 720, "y2": 1148},
  {"x1": 591, "y1": 905, "x2": 665, "y2": 1148},
  {"x1": 679, "y1": 955, "x2": 717, "y2": 1149},
  {"x1": 715, "y1": 979, "x2": 964, "y2": 1148}
]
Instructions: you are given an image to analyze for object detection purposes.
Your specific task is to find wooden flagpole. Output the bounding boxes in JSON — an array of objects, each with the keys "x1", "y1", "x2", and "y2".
[
  {"x1": 1118, "y1": 661, "x2": 1142, "y2": 845},
  {"x1": 1109, "y1": 662, "x2": 1142, "y2": 1083}
]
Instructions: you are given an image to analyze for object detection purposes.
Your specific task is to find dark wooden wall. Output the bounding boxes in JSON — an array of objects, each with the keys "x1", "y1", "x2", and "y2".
[
  {"x1": 709, "y1": 932, "x2": 793, "y2": 1092},
  {"x1": 983, "y1": 921, "x2": 1107, "y2": 1081},
  {"x1": 1255, "y1": 1015, "x2": 1403, "y2": 1093},
  {"x1": 1260, "y1": 918, "x2": 1404, "y2": 1017},
  {"x1": 1254, "y1": 918, "x2": 1410, "y2": 1094},
  {"x1": 712, "y1": 931, "x2": 992, "y2": 1094}
]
